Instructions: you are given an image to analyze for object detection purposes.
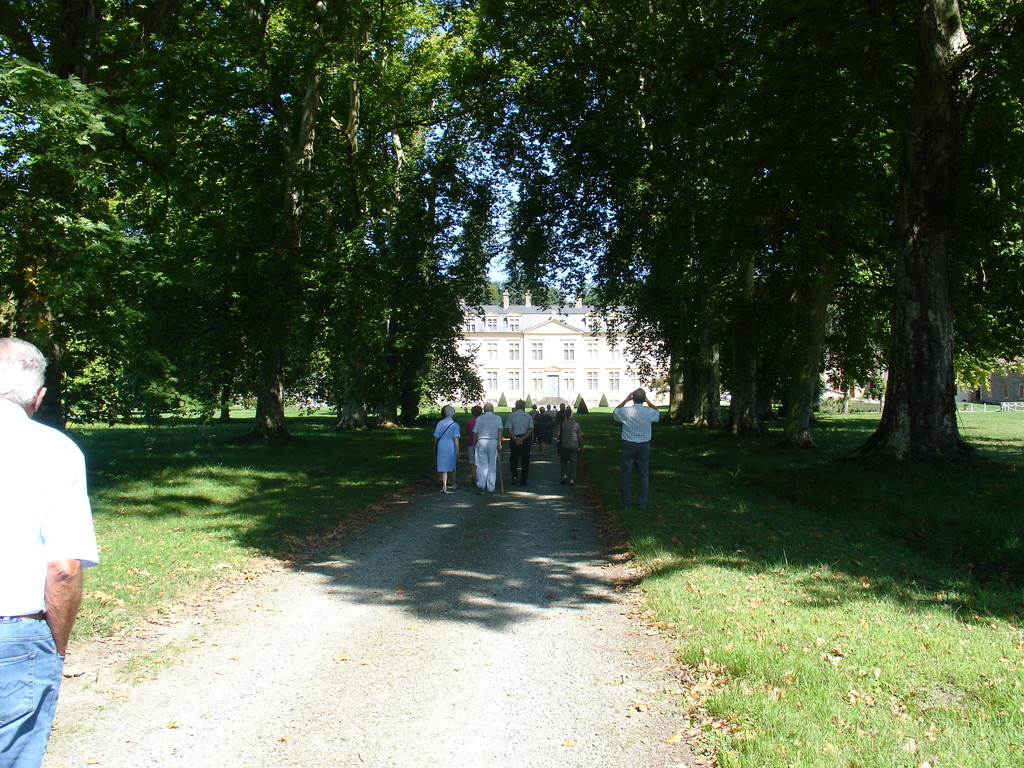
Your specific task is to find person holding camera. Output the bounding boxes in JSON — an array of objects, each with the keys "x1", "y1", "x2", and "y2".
[{"x1": 613, "y1": 388, "x2": 660, "y2": 510}]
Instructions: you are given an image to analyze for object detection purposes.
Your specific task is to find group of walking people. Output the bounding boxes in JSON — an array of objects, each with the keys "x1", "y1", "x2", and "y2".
[
  {"x1": 432, "y1": 400, "x2": 584, "y2": 494},
  {"x1": 432, "y1": 388, "x2": 660, "y2": 509}
]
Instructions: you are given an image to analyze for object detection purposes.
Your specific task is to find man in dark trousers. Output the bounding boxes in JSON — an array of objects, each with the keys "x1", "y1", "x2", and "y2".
[
  {"x1": 614, "y1": 388, "x2": 661, "y2": 510},
  {"x1": 504, "y1": 399, "x2": 535, "y2": 487}
]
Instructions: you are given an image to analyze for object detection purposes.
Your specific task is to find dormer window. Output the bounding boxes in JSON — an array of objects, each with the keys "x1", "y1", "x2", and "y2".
[
  {"x1": 485, "y1": 317, "x2": 498, "y2": 332},
  {"x1": 508, "y1": 317, "x2": 520, "y2": 332}
]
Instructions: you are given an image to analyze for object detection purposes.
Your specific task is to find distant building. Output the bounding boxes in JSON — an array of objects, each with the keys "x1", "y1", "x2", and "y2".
[
  {"x1": 956, "y1": 367, "x2": 1024, "y2": 404},
  {"x1": 457, "y1": 292, "x2": 662, "y2": 407}
]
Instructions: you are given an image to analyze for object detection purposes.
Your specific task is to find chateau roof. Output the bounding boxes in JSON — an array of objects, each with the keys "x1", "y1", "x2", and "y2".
[{"x1": 465, "y1": 303, "x2": 598, "y2": 334}]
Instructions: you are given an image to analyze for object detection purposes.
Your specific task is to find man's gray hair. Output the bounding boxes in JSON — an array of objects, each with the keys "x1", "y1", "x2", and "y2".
[
  {"x1": 483, "y1": 402, "x2": 494, "y2": 412},
  {"x1": 442, "y1": 405, "x2": 455, "y2": 418},
  {"x1": 0, "y1": 337, "x2": 47, "y2": 407}
]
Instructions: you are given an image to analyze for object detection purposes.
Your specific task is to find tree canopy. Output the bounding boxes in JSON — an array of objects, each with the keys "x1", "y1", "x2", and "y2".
[{"x1": 2, "y1": 0, "x2": 1022, "y2": 455}]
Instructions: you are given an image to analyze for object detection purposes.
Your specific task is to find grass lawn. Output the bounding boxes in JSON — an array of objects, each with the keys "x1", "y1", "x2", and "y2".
[
  {"x1": 69, "y1": 412, "x2": 434, "y2": 637},
  {"x1": 577, "y1": 409, "x2": 1024, "y2": 768}
]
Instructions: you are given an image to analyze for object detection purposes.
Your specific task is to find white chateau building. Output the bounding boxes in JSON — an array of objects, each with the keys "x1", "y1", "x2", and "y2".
[{"x1": 457, "y1": 292, "x2": 661, "y2": 408}]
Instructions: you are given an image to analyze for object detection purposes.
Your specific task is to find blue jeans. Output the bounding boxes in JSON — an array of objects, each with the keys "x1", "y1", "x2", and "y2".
[
  {"x1": 0, "y1": 618, "x2": 63, "y2": 768},
  {"x1": 619, "y1": 440, "x2": 652, "y2": 509}
]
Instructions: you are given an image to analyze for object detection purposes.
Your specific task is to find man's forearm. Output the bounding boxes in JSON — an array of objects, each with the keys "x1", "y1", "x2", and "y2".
[{"x1": 44, "y1": 560, "x2": 83, "y2": 656}]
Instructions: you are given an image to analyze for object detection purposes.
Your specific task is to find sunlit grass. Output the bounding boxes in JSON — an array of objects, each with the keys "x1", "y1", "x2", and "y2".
[
  {"x1": 577, "y1": 409, "x2": 1024, "y2": 768},
  {"x1": 70, "y1": 414, "x2": 433, "y2": 637}
]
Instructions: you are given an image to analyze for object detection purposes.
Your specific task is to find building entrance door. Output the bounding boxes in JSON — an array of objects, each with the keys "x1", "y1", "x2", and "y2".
[{"x1": 546, "y1": 375, "x2": 560, "y2": 399}]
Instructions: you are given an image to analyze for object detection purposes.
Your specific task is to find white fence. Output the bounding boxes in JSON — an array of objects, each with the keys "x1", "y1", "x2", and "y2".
[{"x1": 958, "y1": 402, "x2": 1024, "y2": 412}]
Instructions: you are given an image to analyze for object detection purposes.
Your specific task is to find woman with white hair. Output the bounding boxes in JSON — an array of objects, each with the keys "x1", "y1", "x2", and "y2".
[{"x1": 432, "y1": 405, "x2": 461, "y2": 493}]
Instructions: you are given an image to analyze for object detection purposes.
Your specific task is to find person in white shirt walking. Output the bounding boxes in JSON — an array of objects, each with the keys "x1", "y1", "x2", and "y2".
[
  {"x1": 472, "y1": 402, "x2": 504, "y2": 493},
  {"x1": 613, "y1": 388, "x2": 660, "y2": 510},
  {"x1": 504, "y1": 400, "x2": 534, "y2": 487}
]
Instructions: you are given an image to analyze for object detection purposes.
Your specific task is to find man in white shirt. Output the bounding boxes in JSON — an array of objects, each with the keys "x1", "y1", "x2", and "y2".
[
  {"x1": 614, "y1": 388, "x2": 661, "y2": 510},
  {"x1": 472, "y1": 402, "x2": 504, "y2": 493},
  {"x1": 504, "y1": 400, "x2": 535, "y2": 487},
  {"x1": 0, "y1": 337, "x2": 99, "y2": 767}
]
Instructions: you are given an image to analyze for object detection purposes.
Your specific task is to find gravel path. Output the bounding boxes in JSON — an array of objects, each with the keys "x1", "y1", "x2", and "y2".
[{"x1": 44, "y1": 451, "x2": 703, "y2": 768}]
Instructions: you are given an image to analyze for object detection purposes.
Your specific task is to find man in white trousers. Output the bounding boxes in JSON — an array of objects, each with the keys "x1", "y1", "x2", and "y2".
[{"x1": 472, "y1": 402, "x2": 503, "y2": 494}]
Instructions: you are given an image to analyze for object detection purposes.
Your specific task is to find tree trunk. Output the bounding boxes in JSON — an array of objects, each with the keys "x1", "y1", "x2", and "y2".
[
  {"x1": 335, "y1": 390, "x2": 368, "y2": 431},
  {"x1": 694, "y1": 320, "x2": 722, "y2": 428},
  {"x1": 680, "y1": 355, "x2": 700, "y2": 423},
  {"x1": 244, "y1": 1, "x2": 325, "y2": 443},
  {"x1": 781, "y1": 268, "x2": 833, "y2": 449},
  {"x1": 250, "y1": 316, "x2": 290, "y2": 441},
  {"x1": 218, "y1": 381, "x2": 233, "y2": 422},
  {"x1": 667, "y1": 353, "x2": 686, "y2": 420},
  {"x1": 377, "y1": 402, "x2": 399, "y2": 428},
  {"x1": 400, "y1": 386, "x2": 420, "y2": 426},
  {"x1": 727, "y1": 251, "x2": 766, "y2": 436},
  {"x1": 35, "y1": 337, "x2": 67, "y2": 430},
  {"x1": 856, "y1": 0, "x2": 969, "y2": 460}
]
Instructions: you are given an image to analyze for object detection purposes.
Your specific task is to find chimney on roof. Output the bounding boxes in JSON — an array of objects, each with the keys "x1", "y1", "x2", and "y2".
[
  {"x1": 575, "y1": 295, "x2": 583, "y2": 307},
  {"x1": 502, "y1": 290, "x2": 510, "y2": 309},
  {"x1": 524, "y1": 292, "x2": 532, "y2": 306}
]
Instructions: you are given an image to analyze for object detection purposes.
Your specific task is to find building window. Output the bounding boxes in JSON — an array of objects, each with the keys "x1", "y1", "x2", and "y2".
[
  {"x1": 587, "y1": 371, "x2": 599, "y2": 391},
  {"x1": 508, "y1": 317, "x2": 520, "y2": 332},
  {"x1": 486, "y1": 341, "x2": 498, "y2": 361},
  {"x1": 462, "y1": 316, "x2": 477, "y2": 333},
  {"x1": 508, "y1": 342, "x2": 520, "y2": 361},
  {"x1": 609, "y1": 371, "x2": 620, "y2": 391},
  {"x1": 1004, "y1": 384, "x2": 1010, "y2": 398},
  {"x1": 588, "y1": 342, "x2": 599, "y2": 360},
  {"x1": 563, "y1": 376, "x2": 575, "y2": 392},
  {"x1": 1019, "y1": 384, "x2": 1024, "y2": 399},
  {"x1": 531, "y1": 342, "x2": 544, "y2": 361},
  {"x1": 485, "y1": 317, "x2": 498, "y2": 332},
  {"x1": 563, "y1": 341, "x2": 575, "y2": 361},
  {"x1": 609, "y1": 347, "x2": 621, "y2": 362},
  {"x1": 509, "y1": 372, "x2": 520, "y2": 391},
  {"x1": 532, "y1": 375, "x2": 544, "y2": 391}
]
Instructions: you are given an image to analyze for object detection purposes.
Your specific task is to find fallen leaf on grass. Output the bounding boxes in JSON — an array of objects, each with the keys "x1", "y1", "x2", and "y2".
[
  {"x1": 166, "y1": 722, "x2": 180, "y2": 729},
  {"x1": 666, "y1": 731, "x2": 685, "y2": 744},
  {"x1": 561, "y1": 740, "x2": 577, "y2": 747}
]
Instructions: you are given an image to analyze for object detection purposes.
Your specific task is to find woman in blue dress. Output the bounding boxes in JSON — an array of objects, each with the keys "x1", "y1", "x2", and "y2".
[{"x1": 433, "y1": 405, "x2": 461, "y2": 493}]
